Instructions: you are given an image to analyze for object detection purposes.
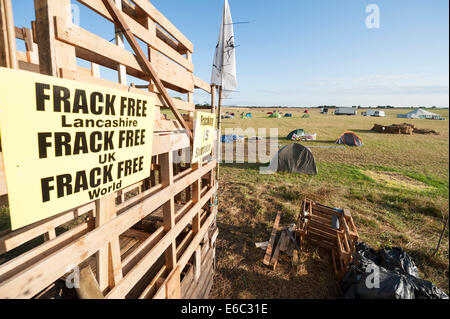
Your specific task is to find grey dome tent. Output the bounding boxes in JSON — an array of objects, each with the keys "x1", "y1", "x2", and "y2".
[
  {"x1": 287, "y1": 129, "x2": 305, "y2": 140},
  {"x1": 336, "y1": 131, "x2": 363, "y2": 147},
  {"x1": 270, "y1": 143, "x2": 318, "y2": 174}
]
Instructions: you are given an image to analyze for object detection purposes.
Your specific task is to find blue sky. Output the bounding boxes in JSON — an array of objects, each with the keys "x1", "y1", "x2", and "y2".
[{"x1": 11, "y1": 0, "x2": 449, "y2": 107}]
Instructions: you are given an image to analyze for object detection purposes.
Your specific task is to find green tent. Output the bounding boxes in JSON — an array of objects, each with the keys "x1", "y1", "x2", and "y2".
[
  {"x1": 269, "y1": 111, "x2": 282, "y2": 118},
  {"x1": 287, "y1": 129, "x2": 305, "y2": 140}
]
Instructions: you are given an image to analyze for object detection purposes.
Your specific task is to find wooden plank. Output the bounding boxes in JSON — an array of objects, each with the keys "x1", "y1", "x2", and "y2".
[
  {"x1": 279, "y1": 229, "x2": 290, "y2": 252},
  {"x1": 270, "y1": 231, "x2": 285, "y2": 270},
  {"x1": 34, "y1": 0, "x2": 77, "y2": 76},
  {"x1": 54, "y1": 17, "x2": 194, "y2": 93},
  {"x1": 58, "y1": 67, "x2": 194, "y2": 111},
  {"x1": 121, "y1": 227, "x2": 165, "y2": 275},
  {"x1": 194, "y1": 247, "x2": 201, "y2": 281},
  {"x1": 95, "y1": 193, "x2": 122, "y2": 292},
  {"x1": 193, "y1": 75, "x2": 211, "y2": 93},
  {"x1": 76, "y1": 266, "x2": 105, "y2": 299},
  {"x1": 165, "y1": 266, "x2": 181, "y2": 299},
  {"x1": 0, "y1": 219, "x2": 94, "y2": 282},
  {"x1": 0, "y1": 161, "x2": 216, "y2": 298},
  {"x1": 76, "y1": 0, "x2": 193, "y2": 71},
  {"x1": 188, "y1": 246, "x2": 214, "y2": 299},
  {"x1": 101, "y1": 0, "x2": 193, "y2": 139},
  {"x1": 138, "y1": 265, "x2": 167, "y2": 299},
  {"x1": 0, "y1": 0, "x2": 17, "y2": 69},
  {"x1": 131, "y1": 0, "x2": 193, "y2": 53},
  {"x1": 0, "y1": 209, "x2": 79, "y2": 254},
  {"x1": 106, "y1": 187, "x2": 216, "y2": 299},
  {"x1": 263, "y1": 212, "x2": 281, "y2": 266},
  {"x1": 180, "y1": 264, "x2": 194, "y2": 298}
]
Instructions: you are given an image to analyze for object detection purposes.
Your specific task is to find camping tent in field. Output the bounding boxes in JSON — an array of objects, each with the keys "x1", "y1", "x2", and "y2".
[
  {"x1": 336, "y1": 131, "x2": 363, "y2": 146},
  {"x1": 246, "y1": 113, "x2": 252, "y2": 118},
  {"x1": 269, "y1": 111, "x2": 282, "y2": 118},
  {"x1": 287, "y1": 129, "x2": 305, "y2": 140},
  {"x1": 269, "y1": 143, "x2": 318, "y2": 174},
  {"x1": 397, "y1": 108, "x2": 445, "y2": 120},
  {"x1": 284, "y1": 113, "x2": 293, "y2": 118}
]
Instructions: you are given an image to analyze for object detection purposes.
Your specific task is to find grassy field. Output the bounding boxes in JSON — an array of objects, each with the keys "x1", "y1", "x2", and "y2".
[{"x1": 210, "y1": 108, "x2": 449, "y2": 298}]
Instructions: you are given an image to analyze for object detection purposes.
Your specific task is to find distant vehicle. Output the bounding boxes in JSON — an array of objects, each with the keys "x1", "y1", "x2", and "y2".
[
  {"x1": 335, "y1": 107, "x2": 357, "y2": 116},
  {"x1": 364, "y1": 110, "x2": 386, "y2": 117},
  {"x1": 320, "y1": 108, "x2": 329, "y2": 114}
]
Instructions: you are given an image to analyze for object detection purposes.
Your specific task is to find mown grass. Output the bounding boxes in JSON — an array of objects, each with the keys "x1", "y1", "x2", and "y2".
[{"x1": 210, "y1": 108, "x2": 449, "y2": 298}]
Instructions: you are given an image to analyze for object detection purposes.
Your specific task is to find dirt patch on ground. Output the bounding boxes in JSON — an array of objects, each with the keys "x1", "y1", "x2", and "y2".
[
  {"x1": 209, "y1": 180, "x2": 342, "y2": 299},
  {"x1": 364, "y1": 170, "x2": 432, "y2": 191}
]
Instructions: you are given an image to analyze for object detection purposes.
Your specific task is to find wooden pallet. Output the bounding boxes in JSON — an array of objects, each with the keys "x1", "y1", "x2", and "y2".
[
  {"x1": 297, "y1": 199, "x2": 359, "y2": 279},
  {"x1": 0, "y1": 0, "x2": 218, "y2": 299}
]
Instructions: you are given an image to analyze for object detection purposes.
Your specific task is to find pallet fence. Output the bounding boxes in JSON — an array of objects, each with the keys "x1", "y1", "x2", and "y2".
[{"x1": 0, "y1": 0, "x2": 218, "y2": 299}]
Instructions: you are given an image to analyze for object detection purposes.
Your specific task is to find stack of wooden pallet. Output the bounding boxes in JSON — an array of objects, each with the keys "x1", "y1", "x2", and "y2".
[{"x1": 297, "y1": 199, "x2": 359, "y2": 278}]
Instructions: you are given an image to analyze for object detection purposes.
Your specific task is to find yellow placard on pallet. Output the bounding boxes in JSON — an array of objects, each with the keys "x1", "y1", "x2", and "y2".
[
  {"x1": 192, "y1": 111, "x2": 216, "y2": 163},
  {"x1": 0, "y1": 68, "x2": 155, "y2": 230}
]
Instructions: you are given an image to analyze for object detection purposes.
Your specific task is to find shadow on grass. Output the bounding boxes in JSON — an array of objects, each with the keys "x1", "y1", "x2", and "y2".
[
  {"x1": 212, "y1": 221, "x2": 342, "y2": 299},
  {"x1": 221, "y1": 163, "x2": 263, "y2": 172}
]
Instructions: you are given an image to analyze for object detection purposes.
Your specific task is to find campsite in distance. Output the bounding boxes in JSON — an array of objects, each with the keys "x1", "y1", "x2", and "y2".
[
  {"x1": 189, "y1": 106, "x2": 449, "y2": 298},
  {"x1": 0, "y1": 0, "x2": 448, "y2": 302}
]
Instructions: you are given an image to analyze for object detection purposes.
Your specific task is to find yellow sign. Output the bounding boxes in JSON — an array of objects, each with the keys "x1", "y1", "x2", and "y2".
[
  {"x1": 192, "y1": 111, "x2": 216, "y2": 163},
  {"x1": 0, "y1": 68, "x2": 155, "y2": 230}
]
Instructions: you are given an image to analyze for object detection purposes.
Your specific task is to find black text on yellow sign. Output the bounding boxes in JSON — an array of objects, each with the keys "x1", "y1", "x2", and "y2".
[
  {"x1": 0, "y1": 68, "x2": 155, "y2": 230},
  {"x1": 192, "y1": 112, "x2": 216, "y2": 163}
]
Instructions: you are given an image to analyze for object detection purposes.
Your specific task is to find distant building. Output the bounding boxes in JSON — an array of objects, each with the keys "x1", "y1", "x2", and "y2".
[{"x1": 335, "y1": 107, "x2": 357, "y2": 116}]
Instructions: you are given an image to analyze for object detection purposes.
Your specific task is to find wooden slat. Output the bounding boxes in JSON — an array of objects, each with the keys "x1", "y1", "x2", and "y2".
[
  {"x1": 58, "y1": 68, "x2": 194, "y2": 111},
  {"x1": 54, "y1": 17, "x2": 194, "y2": 93},
  {"x1": 131, "y1": 0, "x2": 193, "y2": 53},
  {"x1": 263, "y1": 212, "x2": 281, "y2": 266},
  {"x1": 76, "y1": 266, "x2": 105, "y2": 299},
  {"x1": 101, "y1": 0, "x2": 193, "y2": 139},
  {"x1": 0, "y1": 162, "x2": 216, "y2": 298},
  {"x1": 34, "y1": 0, "x2": 77, "y2": 76},
  {"x1": 0, "y1": 210, "x2": 80, "y2": 254},
  {"x1": 138, "y1": 265, "x2": 167, "y2": 299},
  {"x1": 0, "y1": 219, "x2": 94, "y2": 282},
  {"x1": 165, "y1": 266, "x2": 181, "y2": 299},
  {"x1": 270, "y1": 230, "x2": 285, "y2": 270},
  {"x1": 193, "y1": 75, "x2": 211, "y2": 93},
  {"x1": 106, "y1": 187, "x2": 216, "y2": 299},
  {"x1": 76, "y1": 0, "x2": 193, "y2": 72},
  {"x1": 0, "y1": 0, "x2": 17, "y2": 69}
]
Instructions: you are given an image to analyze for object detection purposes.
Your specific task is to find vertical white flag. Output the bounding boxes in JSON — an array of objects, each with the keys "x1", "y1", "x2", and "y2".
[{"x1": 211, "y1": 0, "x2": 237, "y2": 98}]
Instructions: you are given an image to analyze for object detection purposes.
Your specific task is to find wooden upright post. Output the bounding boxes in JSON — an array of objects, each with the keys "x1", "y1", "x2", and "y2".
[
  {"x1": 34, "y1": 0, "x2": 77, "y2": 76},
  {"x1": 215, "y1": 86, "x2": 223, "y2": 181},
  {"x1": 0, "y1": 0, "x2": 17, "y2": 69},
  {"x1": 159, "y1": 152, "x2": 177, "y2": 271},
  {"x1": 114, "y1": 0, "x2": 127, "y2": 84},
  {"x1": 95, "y1": 193, "x2": 122, "y2": 293}
]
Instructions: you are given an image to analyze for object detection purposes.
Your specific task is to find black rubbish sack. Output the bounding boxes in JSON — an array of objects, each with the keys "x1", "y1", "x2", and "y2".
[
  {"x1": 378, "y1": 246, "x2": 419, "y2": 277},
  {"x1": 341, "y1": 243, "x2": 448, "y2": 299}
]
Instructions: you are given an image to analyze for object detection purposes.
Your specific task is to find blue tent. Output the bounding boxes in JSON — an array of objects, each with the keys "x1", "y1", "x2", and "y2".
[
  {"x1": 246, "y1": 113, "x2": 252, "y2": 118},
  {"x1": 284, "y1": 113, "x2": 293, "y2": 118},
  {"x1": 221, "y1": 135, "x2": 244, "y2": 143}
]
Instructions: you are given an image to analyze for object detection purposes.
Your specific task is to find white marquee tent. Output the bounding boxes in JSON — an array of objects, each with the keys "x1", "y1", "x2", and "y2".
[{"x1": 397, "y1": 108, "x2": 445, "y2": 120}]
